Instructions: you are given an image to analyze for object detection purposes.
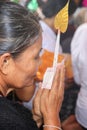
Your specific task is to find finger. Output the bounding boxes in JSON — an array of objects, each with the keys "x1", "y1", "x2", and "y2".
[
  {"x1": 33, "y1": 115, "x2": 43, "y2": 128},
  {"x1": 50, "y1": 63, "x2": 65, "y2": 99},
  {"x1": 34, "y1": 82, "x2": 42, "y2": 99},
  {"x1": 51, "y1": 63, "x2": 62, "y2": 91},
  {"x1": 58, "y1": 64, "x2": 65, "y2": 94},
  {"x1": 60, "y1": 64, "x2": 65, "y2": 86},
  {"x1": 57, "y1": 64, "x2": 65, "y2": 103},
  {"x1": 33, "y1": 83, "x2": 43, "y2": 115},
  {"x1": 40, "y1": 88, "x2": 50, "y2": 102}
]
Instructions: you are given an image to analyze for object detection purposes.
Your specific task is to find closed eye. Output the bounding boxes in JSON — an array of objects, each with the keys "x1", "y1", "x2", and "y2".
[{"x1": 35, "y1": 48, "x2": 43, "y2": 59}]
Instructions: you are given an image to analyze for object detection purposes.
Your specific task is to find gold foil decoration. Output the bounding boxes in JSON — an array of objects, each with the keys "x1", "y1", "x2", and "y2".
[{"x1": 54, "y1": 1, "x2": 69, "y2": 33}]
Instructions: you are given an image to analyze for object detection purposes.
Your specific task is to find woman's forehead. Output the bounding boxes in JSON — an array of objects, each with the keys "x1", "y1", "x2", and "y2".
[{"x1": 26, "y1": 35, "x2": 42, "y2": 54}]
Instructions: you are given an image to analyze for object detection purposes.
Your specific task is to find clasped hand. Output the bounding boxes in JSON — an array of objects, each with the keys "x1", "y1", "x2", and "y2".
[{"x1": 32, "y1": 63, "x2": 65, "y2": 127}]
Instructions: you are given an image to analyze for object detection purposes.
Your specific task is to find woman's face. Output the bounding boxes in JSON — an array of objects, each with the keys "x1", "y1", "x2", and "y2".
[{"x1": 7, "y1": 35, "x2": 42, "y2": 90}]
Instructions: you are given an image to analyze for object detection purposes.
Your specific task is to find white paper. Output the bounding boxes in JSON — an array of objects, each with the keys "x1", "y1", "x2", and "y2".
[
  {"x1": 42, "y1": 30, "x2": 60, "y2": 89},
  {"x1": 42, "y1": 67, "x2": 56, "y2": 89}
]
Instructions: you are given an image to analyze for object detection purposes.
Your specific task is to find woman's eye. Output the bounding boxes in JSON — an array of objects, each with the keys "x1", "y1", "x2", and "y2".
[
  {"x1": 35, "y1": 48, "x2": 43, "y2": 59},
  {"x1": 35, "y1": 55, "x2": 39, "y2": 59}
]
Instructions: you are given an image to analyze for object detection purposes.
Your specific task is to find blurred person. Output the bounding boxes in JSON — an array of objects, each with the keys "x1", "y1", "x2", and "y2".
[
  {"x1": 71, "y1": 23, "x2": 87, "y2": 130},
  {"x1": 26, "y1": 0, "x2": 68, "y2": 53},
  {"x1": 62, "y1": 23, "x2": 87, "y2": 130},
  {"x1": 37, "y1": 0, "x2": 66, "y2": 53},
  {"x1": 61, "y1": 6, "x2": 87, "y2": 130}
]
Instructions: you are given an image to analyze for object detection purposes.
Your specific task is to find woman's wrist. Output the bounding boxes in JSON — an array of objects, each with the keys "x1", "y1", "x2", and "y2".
[
  {"x1": 43, "y1": 117, "x2": 61, "y2": 130},
  {"x1": 43, "y1": 116, "x2": 61, "y2": 127},
  {"x1": 43, "y1": 125, "x2": 62, "y2": 130}
]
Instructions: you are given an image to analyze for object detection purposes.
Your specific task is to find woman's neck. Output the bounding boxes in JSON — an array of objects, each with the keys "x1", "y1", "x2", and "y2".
[
  {"x1": 0, "y1": 84, "x2": 13, "y2": 97},
  {"x1": 0, "y1": 86, "x2": 7, "y2": 97},
  {"x1": 0, "y1": 78, "x2": 9, "y2": 97},
  {"x1": 0, "y1": 86, "x2": 13, "y2": 97}
]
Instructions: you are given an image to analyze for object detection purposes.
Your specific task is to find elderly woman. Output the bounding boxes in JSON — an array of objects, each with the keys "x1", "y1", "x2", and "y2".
[{"x1": 0, "y1": 1, "x2": 65, "y2": 130}]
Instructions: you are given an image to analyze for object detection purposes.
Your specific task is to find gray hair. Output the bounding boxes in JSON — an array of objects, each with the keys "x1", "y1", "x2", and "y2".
[{"x1": 0, "y1": 2, "x2": 41, "y2": 58}]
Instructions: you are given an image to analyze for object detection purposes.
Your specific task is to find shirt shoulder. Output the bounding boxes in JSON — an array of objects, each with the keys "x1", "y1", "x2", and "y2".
[{"x1": 0, "y1": 97, "x2": 38, "y2": 130}]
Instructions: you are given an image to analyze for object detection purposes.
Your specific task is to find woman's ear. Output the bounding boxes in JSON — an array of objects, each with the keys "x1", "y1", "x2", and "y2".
[{"x1": 0, "y1": 53, "x2": 11, "y2": 74}]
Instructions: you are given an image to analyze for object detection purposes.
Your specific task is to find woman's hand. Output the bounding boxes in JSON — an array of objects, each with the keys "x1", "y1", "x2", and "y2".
[
  {"x1": 40, "y1": 63, "x2": 65, "y2": 125},
  {"x1": 32, "y1": 83, "x2": 43, "y2": 128},
  {"x1": 33, "y1": 63, "x2": 65, "y2": 127}
]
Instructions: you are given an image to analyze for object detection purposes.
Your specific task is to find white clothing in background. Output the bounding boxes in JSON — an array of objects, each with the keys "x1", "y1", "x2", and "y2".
[
  {"x1": 40, "y1": 20, "x2": 62, "y2": 53},
  {"x1": 71, "y1": 23, "x2": 87, "y2": 128}
]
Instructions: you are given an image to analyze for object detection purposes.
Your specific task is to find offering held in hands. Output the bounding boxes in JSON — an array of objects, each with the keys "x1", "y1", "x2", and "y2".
[{"x1": 42, "y1": 1, "x2": 69, "y2": 89}]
